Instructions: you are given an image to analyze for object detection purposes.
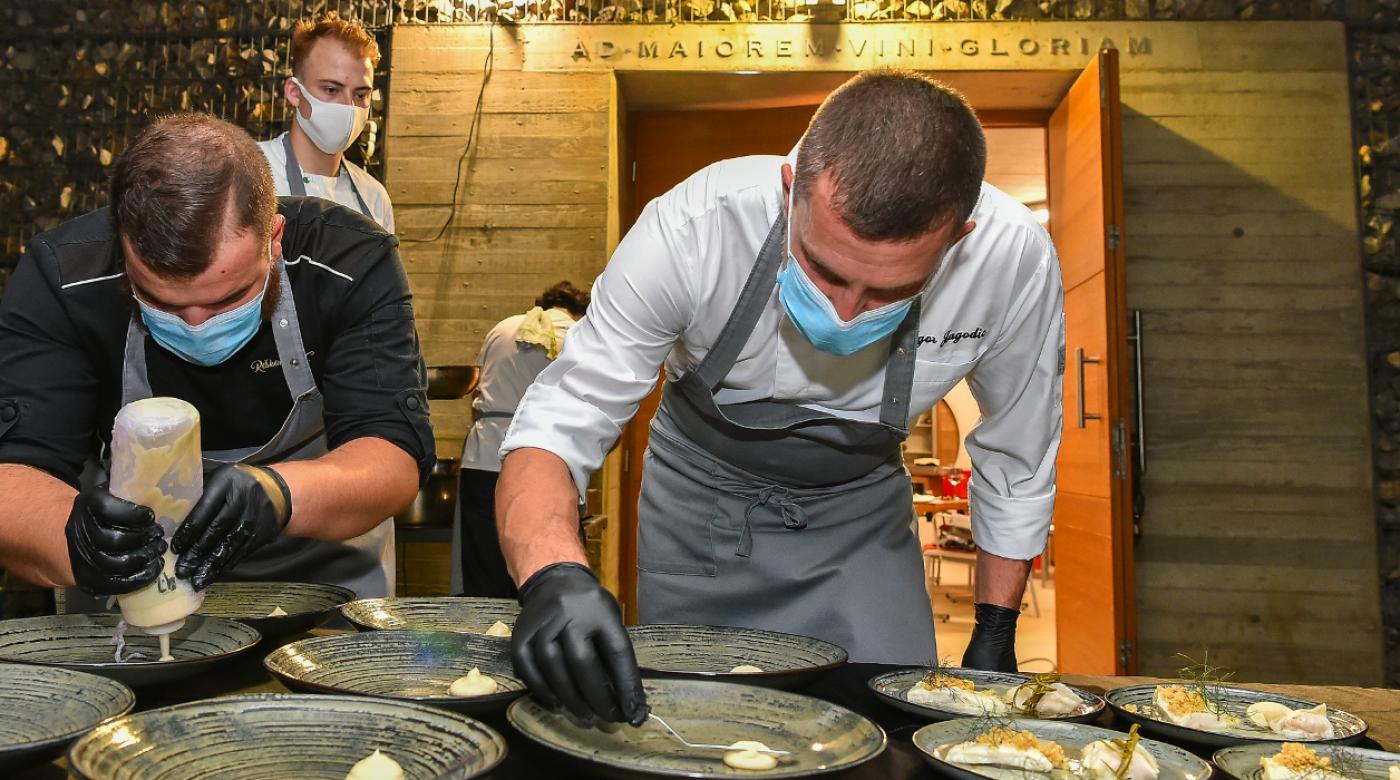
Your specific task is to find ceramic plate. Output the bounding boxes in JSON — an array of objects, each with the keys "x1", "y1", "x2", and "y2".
[
  {"x1": 913, "y1": 717, "x2": 1214, "y2": 780},
  {"x1": 340, "y1": 596, "x2": 519, "y2": 635},
  {"x1": 869, "y1": 668, "x2": 1105, "y2": 723},
  {"x1": 194, "y1": 581, "x2": 355, "y2": 642},
  {"x1": 1106, "y1": 685, "x2": 1368, "y2": 748},
  {"x1": 628, "y1": 624, "x2": 848, "y2": 689},
  {"x1": 265, "y1": 630, "x2": 526, "y2": 716},
  {"x1": 508, "y1": 678, "x2": 885, "y2": 778},
  {"x1": 67, "y1": 693, "x2": 507, "y2": 779},
  {"x1": 0, "y1": 613, "x2": 260, "y2": 687},
  {"x1": 1214, "y1": 742, "x2": 1400, "y2": 780},
  {"x1": 0, "y1": 663, "x2": 134, "y2": 772}
]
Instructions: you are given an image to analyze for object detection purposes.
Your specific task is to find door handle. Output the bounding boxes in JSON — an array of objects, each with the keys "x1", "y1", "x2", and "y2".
[{"x1": 1076, "y1": 347, "x2": 1102, "y2": 429}]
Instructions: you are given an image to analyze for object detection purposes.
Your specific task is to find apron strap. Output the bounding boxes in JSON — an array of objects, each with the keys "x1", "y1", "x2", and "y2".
[
  {"x1": 282, "y1": 133, "x2": 374, "y2": 219},
  {"x1": 876, "y1": 298, "x2": 922, "y2": 431},
  {"x1": 120, "y1": 317, "x2": 154, "y2": 406},
  {"x1": 690, "y1": 214, "x2": 787, "y2": 391},
  {"x1": 475, "y1": 410, "x2": 514, "y2": 420},
  {"x1": 267, "y1": 258, "x2": 318, "y2": 400}
]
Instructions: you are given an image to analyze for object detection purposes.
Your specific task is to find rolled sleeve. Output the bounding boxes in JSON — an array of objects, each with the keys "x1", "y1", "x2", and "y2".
[
  {"x1": 964, "y1": 232, "x2": 1065, "y2": 561},
  {"x1": 319, "y1": 238, "x2": 435, "y2": 485},
  {"x1": 501, "y1": 197, "x2": 696, "y2": 497},
  {"x1": 0, "y1": 241, "x2": 101, "y2": 487}
]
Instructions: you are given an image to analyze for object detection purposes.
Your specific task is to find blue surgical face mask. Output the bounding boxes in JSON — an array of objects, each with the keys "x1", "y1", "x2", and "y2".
[
  {"x1": 776, "y1": 186, "x2": 916, "y2": 356},
  {"x1": 136, "y1": 253, "x2": 272, "y2": 367}
]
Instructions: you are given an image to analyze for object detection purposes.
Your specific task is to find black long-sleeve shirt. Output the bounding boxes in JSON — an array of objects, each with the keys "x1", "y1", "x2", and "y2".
[{"x1": 0, "y1": 197, "x2": 435, "y2": 487}]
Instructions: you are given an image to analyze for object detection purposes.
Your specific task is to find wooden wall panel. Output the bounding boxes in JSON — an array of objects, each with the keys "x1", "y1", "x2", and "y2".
[
  {"x1": 387, "y1": 26, "x2": 613, "y2": 458},
  {"x1": 1117, "y1": 23, "x2": 1381, "y2": 684}
]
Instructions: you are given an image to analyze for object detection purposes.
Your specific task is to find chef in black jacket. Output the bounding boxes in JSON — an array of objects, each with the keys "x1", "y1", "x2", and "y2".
[{"x1": 0, "y1": 113, "x2": 434, "y2": 601}]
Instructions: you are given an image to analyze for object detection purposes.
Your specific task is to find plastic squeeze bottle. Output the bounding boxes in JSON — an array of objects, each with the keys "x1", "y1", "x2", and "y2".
[{"x1": 107, "y1": 397, "x2": 206, "y2": 638}]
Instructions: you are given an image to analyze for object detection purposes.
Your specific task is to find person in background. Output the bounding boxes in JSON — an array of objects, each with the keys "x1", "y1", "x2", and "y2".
[
  {"x1": 0, "y1": 113, "x2": 432, "y2": 603},
  {"x1": 452, "y1": 281, "x2": 590, "y2": 598},
  {"x1": 258, "y1": 12, "x2": 394, "y2": 231}
]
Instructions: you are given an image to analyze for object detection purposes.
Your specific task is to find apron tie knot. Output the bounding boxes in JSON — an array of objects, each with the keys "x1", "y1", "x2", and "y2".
[{"x1": 737, "y1": 486, "x2": 807, "y2": 558}]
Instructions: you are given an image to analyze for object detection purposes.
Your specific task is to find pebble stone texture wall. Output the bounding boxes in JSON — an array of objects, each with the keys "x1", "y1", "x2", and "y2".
[{"x1": 3, "y1": 0, "x2": 1399, "y2": 684}]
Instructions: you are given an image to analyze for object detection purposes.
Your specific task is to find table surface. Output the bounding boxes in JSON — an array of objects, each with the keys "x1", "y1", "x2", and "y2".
[{"x1": 22, "y1": 635, "x2": 1400, "y2": 779}]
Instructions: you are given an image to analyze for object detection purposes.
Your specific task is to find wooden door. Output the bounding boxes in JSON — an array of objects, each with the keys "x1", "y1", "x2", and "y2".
[
  {"x1": 1047, "y1": 49, "x2": 1137, "y2": 674},
  {"x1": 617, "y1": 106, "x2": 815, "y2": 622}
]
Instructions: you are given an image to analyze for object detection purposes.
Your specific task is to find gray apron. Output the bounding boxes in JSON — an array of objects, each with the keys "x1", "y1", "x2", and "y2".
[
  {"x1": 283, "y1": 134, "x2": 373, "y2": 217},
  {"x1": 637, "y1": 214, "x2": 937, "y2": 665},
  {"x1": 64, "y1": 259, "x2": 394, "y2": 613}
]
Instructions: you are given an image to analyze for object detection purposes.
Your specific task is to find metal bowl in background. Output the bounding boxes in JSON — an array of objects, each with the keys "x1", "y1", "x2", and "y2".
[
  {"x1": 426, "y1": 365, "x2": 480, "y2": 400},
  {"x1": 395, "y1": 458, "x2": 460, "y2": 528}
]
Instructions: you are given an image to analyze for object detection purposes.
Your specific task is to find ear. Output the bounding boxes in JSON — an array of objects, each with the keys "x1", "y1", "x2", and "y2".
[
  {"x1": 950, "y1": 220, "x2": 976, "y2": 246},
  {"x1": 284, "y1": 76, "x2": 301, "y2": 107},
  {"x1": 781, "y1": 162, "x2": 795, "y2": 198},
  {"x1": 270, "y1": 215, "x2": 287, "y2": 261}
]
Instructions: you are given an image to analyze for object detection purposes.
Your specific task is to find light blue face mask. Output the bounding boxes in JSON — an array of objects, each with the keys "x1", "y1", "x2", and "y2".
[
  {"x1": 136, "y1": 257, "x2": 272, "y2": 367},
  {"x1": 776, "y1": 186, "x2": 916, "y2": 357}
]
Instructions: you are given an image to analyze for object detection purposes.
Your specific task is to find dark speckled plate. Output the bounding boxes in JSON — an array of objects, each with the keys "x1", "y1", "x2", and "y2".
[
  {"x1": 340, "y1": 597, "x2": 519, "y2": 636},
  {"x1": 1106, "y1": 684, "x2": 1368, "y2": 749},
  {"x1": 868, "y1": 668, "x2": 1105, "y2": 723},
  {"x1": 508, "y1": 678, "x2": 885, "y2": 778},
  {"x1": 195, "y1": 581, "x2": 355, "y2": 642},
  {"x1": 627, "y1": 624, "x2": 848, "y2": 689},
  {"x1": 265, "y1": 629, "x2": 526, "y2": 716},
  {"x1": 0, "y1": 613, "x2": 261, "y2": 687},
  {"x1": 0, "y1": 663, "x2": 134, "y2": 773},
  {"x1": 913, "y1": 717, "x2": 1214, "y2": 780},
  {"x1": 67, "y1": 693, "x2": 507, "y2": 779},
  {"x1": 1214, "y1": 742, "x2": 1400, "y2": 780}
]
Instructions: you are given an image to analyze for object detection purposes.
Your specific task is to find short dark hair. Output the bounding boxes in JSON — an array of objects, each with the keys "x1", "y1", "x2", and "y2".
[
  {"x1": 110, "y1": 113, "x2": 277, "y2": 279},
  {"x1": 795, "y1": 69, "x2": 986, "y2": 241},
  {"x1": 536, "y1": 281, "x2": 590, "y2": 317}
]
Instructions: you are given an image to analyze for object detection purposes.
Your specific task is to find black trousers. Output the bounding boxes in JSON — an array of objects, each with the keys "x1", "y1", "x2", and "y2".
[{"x1": 456, "y1": 467, "x2": 518, "y2": 598}]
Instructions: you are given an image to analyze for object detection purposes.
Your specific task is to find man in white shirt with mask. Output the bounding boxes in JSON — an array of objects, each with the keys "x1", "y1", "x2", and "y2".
[
  {"x1": 496, "y1": 70, "x2": 1065, "y2": 727},
  {"x1": 258, "y1": 12, "x2": 394, "y2": 232}
]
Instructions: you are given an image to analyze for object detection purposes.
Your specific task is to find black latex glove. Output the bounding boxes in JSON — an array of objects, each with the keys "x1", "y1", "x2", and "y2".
[
  {"x1": 961, "y1": 602, "x2": 1020, "y2": 672},
  {"x1": 512, "y1": 562, "x2": 649, "y2": 726},
  {"x1": 65, "y1": 485, "x2": 167, "y2": 597},
  {"x1": 172, "y1": 462, "x2": 291, "y2": 591}
]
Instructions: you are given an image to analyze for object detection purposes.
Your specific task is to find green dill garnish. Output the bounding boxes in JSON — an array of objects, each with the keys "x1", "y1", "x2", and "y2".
[{"x1": 1174, "y1": 652, "x2": 1235, "y2": 718}]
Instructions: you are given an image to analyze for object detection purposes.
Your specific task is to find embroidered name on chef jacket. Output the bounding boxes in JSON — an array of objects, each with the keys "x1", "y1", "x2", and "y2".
[{"x1": 916, "y1": 328, "x2": 988, "y2": 349}]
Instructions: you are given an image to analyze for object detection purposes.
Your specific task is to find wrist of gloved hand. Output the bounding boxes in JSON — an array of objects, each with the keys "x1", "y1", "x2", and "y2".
[
  {"x1": 514, "y1": 562, "x2": 649, "y2": 726},
  {"x1": 171, "y1": 463, "x2": 292, "y2": 590},
  {"x1": 961, "y1": 602, "x2": 1020, "y2": 672},
  {"x1": 64, "y1": 486, "x2": 167, "y2": 597}
]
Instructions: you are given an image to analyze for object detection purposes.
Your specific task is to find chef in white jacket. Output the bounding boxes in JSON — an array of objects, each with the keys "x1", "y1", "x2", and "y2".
[
  {"x1": 497, "y1": 69, "x2": 1065, "y2": 727},
  {"x1": 258, "y1": 12, "x2": 394, "y2": 231}
]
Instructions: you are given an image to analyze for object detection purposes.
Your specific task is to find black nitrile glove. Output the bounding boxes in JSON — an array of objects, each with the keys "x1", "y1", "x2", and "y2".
[
  {"x1": 65, "y1": 485, "x2": 167, "y2": 597},
  {"x1": 512, "y1": 562, "x2": 649, "y2": 726},
  {"x1": 172, "y1": 462, "x2": 291, "y2": 590},
  {"x1": 961, "y1": 602, "x2": 1020, "y2": 672}
]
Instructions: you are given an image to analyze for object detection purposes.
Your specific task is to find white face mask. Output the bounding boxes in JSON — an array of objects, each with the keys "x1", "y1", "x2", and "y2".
[{"x1": 291, "y1": 76, "x2": 369, "y2": 155}]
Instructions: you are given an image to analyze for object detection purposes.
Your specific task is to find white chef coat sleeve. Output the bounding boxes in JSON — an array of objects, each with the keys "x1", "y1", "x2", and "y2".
[
  {"x1": 499, "y1": 197, "x2": 697, "y2": 496},
  {"x1": 964, "y1": 231, "x2": 1065, "y2": 561}
]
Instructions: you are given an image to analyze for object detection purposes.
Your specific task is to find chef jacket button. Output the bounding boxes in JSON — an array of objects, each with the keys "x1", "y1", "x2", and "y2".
[
  {"x1": 406, "y1": 396, "x2": 421, "y2": 410},
  {"x1": 897, "y1": 347, "x2": 907, "y2": 356},
  {"x1": 0, "y1": 404, "x2": 13, "y2": 422},
  {"x1": 279, "y1": 318, "x2": 289, "y2": 328},
  {"x1": 290, "y1": 358, "x2": 300, "y2": 367},
  {"x1": 889, "y1": 396, "x2": 901, "y2": 406}
]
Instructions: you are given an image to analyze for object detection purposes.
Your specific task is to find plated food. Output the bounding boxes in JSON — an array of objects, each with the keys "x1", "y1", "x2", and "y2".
[
  {"x1": 1107, "y1": 684, "x2": 1367, "y2": 748},
  {"x1": 508, "y1": 678, "x2": 885, "y2": 777},
  {"x1": 627, "y1": 624, "x2": 847, "y2": 689},
  {"x1": 263, "y1": 630, "x2": 524, "y2": 717},
  {"x1": 0, "y1": 613, "x2": 260, "y2": 687},
  {"x1": 194, "y1": 581, "x2": 355, "y2": 642},
  {"x1": 868, "y1": 668, "x2": 1104, "y2": 723},
  {"x1": 65, "y1": 694, "x2": 506, "y2": 780},
  {"x1": 913, "y1": 717, "x2": 1212, "y2": 780},
  {"x1": 1213, "y1": 741, "x2": 1400, "y2": 780},
  {"x1": 339, "y1": 597, "x2": 519, "y2": 635}
]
